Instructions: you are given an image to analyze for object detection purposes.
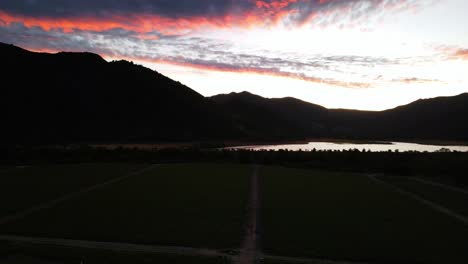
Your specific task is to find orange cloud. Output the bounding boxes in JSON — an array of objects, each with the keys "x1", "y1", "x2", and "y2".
[
  {"x1": 0, "y1": 11, "x2": 242, "y2": 34},
  {"x1": 0, "y1": 0, "x2": 423, "y2": 34},
  {"x1": 0, "y1": 0, "x2": 386, "y2": 34},
  {"x1": 0, "y1": 6, "x2": 300, "y2": 35},
  {"x1": 453, "y1": 49, "x2": 468, "y2": 60},
  {"x1": 435, "y1": 45, "x2": 468, "y2": 61},
  {"x1": 26, "y1": 47, "x2": 60, "y2": 54}
]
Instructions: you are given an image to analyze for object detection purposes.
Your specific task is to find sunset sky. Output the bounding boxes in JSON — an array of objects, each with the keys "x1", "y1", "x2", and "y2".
[{"x1": 1, "y1": 0, "x2": 467, "y2": 110}]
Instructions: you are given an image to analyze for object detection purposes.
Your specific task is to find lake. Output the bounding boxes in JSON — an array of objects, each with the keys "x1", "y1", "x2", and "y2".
[{"x1": 230, "y1": 141, "x2": 468, "y2": 152}]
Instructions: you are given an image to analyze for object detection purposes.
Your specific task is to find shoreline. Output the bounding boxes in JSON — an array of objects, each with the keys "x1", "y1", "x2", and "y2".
[{"x1": 87, "y1": 139, "x2": 468, "y2": 150}]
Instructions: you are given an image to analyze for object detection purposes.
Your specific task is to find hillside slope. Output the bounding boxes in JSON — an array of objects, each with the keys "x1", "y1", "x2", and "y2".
[{"x1": 1, "y1": 43, "x2": 241, "y2": 144}]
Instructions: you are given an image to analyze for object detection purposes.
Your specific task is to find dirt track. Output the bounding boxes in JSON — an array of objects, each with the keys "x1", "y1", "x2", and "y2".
[
  {"x1": 408, "y1": 177, "x2": 468, "y2": 195},
  {"x1": 238, "y1": 165, "x2": 260, "y2": 264},
  {"x1": 0, "y1": 235, "x2": 376, "y2": 264},
  {"x1": 0, "y1": 234, "x2": 230, "y2": 258}
]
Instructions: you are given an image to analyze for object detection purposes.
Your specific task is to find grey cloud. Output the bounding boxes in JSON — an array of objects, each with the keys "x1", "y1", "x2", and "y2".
[
  {"x1": 391, "y1": 77, "x2": 442, "y2": 84},
  {"x1": 0, "y1": 0, "x2": 248, "y2": 19},
  {"x1": 0, "y1": 24, "x2": 429, "y2": 89}
]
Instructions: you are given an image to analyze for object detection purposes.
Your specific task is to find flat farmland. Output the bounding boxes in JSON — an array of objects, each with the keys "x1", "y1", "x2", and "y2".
[
  {"x1": 0, "y1": 163, "x2": 147, "y2": 218},
  {"x1": 0, "y1": 241, "x2": 228, "y2": 264},
  {"x1": 261, "y1": 167, "x2": 468, "y2": 264},
  {"x1": 2, "y1": 163, "x2": 468, "y2": 264},
  {"x1": 0, "y1": 164, "x2": 252, "y2": 250},
  {"x1": 379, "y1": 176, "x2": 468, "y2": 217}
]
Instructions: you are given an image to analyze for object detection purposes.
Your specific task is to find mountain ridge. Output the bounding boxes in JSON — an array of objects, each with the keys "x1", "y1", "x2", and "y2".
[
  {"x1": 1, "y1": 42, "x2": 244, "y2": 144},
  {"x1": 2, "y1": 42, "x2": 467, "y2": 144},
  {"x1": 213, "y1": 90, "x2": 468, "y2": 112}
]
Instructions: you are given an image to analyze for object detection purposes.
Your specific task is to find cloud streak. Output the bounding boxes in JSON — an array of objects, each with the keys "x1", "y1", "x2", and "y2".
[
  {"x1": 391, "y1": 77, "x2": 442, "y2": 84},
  {"x1": 133, "y1": 56, "x2": 371, "y2": 88},
  {"x1": 1, "y1": 22, "x2": 439, "y2": 89}
]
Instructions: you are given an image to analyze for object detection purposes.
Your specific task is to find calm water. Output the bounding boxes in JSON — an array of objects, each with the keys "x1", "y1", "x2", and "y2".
[{"x1": 231, "y1": 142, "x2": 468, "y2": 152}]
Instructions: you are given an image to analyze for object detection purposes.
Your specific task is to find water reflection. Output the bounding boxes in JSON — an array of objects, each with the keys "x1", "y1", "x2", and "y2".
[{"x1": 231, "y1": 142, "x2": 468, "y2": 152}]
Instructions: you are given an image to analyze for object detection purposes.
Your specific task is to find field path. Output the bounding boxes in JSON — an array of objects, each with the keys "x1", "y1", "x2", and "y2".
[
  {"x1": 238, "y1": 165, "x2": 261, "y2": 264},
  {"x1": 368, "y1": 175, "x2": 468, "y2": 225},
  {"x1": 408, "y1": 177, "x2": 468, "y2": 195},
  {"x1": 262, "y1": 254, "x2": 371, "y2": 264},
  {"x1": 0, "y1": 235, "x2": 375, "y2": 264},
  {"x1": 0, "y1": 234, "x2": 231, "y2": 258},
  {"x1": 0, "y1": 165, "x2": 158, "y2": 225}
]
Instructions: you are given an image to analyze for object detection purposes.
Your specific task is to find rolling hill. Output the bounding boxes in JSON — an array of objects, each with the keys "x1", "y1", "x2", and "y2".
[{"x1": 212, "y1": 91, "x2": 468, "y2": 141}]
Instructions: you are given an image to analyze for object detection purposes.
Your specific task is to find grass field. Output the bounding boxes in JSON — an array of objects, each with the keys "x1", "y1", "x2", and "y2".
[
  {"x1": 0, "y1": 164, "x2": 252, "y2": 250},
  {"x1": 261, "y1": 260, "x2": 317, "y2": 264},
  {"x1": 261, "y1": 166, "x2": 468, "y2": 264},
  {"x1": 0, "y1": 241, "x2": 229, "y2": 264},
  {"x1": 0, "y1": 163, "x2": 147, "y2": 218},
  {"x1": 379, "y1": 176, "x2": 468, "y2": 217},
  {"x1": 2, "y1": 163, "x2": 468, "y2": 263}
]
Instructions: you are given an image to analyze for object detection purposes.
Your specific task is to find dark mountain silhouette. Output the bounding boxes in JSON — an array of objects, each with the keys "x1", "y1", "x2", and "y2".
[
  {"x1": 211, "y1": 92, "x2": 329, "y2": 139},
  {"x1": 1, "y1": 43, "x2": 242, "y2": 144},
  {"x1": 2, "y1": 42, "x2": 467, "y2": 144},
  {"x1": 342, "y1": 93, "x2": 468, "y2": 140},
  {"x1": 212, "y1": 92, "x2": 468, "y2": 141}
]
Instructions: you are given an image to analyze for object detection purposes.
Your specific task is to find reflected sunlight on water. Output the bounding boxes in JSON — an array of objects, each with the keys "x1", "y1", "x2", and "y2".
[{"x1": 231, "y1": 142, "x2": 468, "y2": 152}]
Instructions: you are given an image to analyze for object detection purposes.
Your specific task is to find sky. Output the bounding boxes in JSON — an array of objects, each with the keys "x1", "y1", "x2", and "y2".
[{"x1": 1, "y1": 0, "x2": 467, "y2": 110}]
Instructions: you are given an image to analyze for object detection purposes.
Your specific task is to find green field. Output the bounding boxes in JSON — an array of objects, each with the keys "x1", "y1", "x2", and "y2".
[
  {"x1": 261, "y1": 166, "x2": 468, "y2": 264},
  {"x1": 261, "y1": 260, "x2": 318, "y2": 264},
  {"x1": 0, "y1": 164, "x2": 252, "y2": 250},
  {"x1": 379, "y1": 176, "x2": 468, "y2": 217},
  {"x1": 0, "y1": 241, "x2": 228, "y2": 264},
  {"x1": 1, "y1": 163, "x2": 468, "y2": 264},
  {"x1": 260, "y1": 257, "x2": 321, "y2": 264},
  {"x1": 0, "y1": 163, "x2": 147, "y2": 218}
]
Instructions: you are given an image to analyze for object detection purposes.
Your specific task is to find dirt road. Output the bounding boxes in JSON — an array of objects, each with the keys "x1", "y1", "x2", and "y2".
[{"x1": 238, "y1": 165, "x2": 260, "y2": 264}]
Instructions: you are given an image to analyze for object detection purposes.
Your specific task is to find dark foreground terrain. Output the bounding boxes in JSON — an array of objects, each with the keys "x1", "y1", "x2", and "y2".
[
  {"x1": 1, "y1": 147, "x2": 468, "y2": 264},
  {"x1": 3, "y1": 146, "x2": 468, "y2": 187},
  {"x1": 2, "y1": 42, "x2": 468, "y2": 263}
]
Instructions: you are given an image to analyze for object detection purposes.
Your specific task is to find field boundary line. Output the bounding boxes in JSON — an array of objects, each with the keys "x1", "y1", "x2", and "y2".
[
  {"x1": 0, "y1": 234, "x2": 231, "y2": 259},
  {"x1": 368, "y1": 175, "x2": 468, "y2": 225},
  {"x1": 0, "y1": 164, "x2": 158, "y2": 225},
  {"x1": 408, "y1": 177, "x2": 468, "y2": 195},
  {"x1": 261, "y1": 254, "x2": 371, "y2": 264},
  {"x1": 0, "y1": 235, "x2": 375, "y2": 264}
]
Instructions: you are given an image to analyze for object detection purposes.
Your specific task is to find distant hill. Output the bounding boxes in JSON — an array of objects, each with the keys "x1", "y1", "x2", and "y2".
[
  {"x1": 2, "y1": 42, "x2": 468, "y2": 144},
  {"x1": 211, "y1": 92, "x2": 329, "y2": 139},
  {"x1": 353, "y1": 93, "x2": 468, "y2": 140},
  {"x1": 212, "y1": 92, "x2": 468, "y2": 141}
]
